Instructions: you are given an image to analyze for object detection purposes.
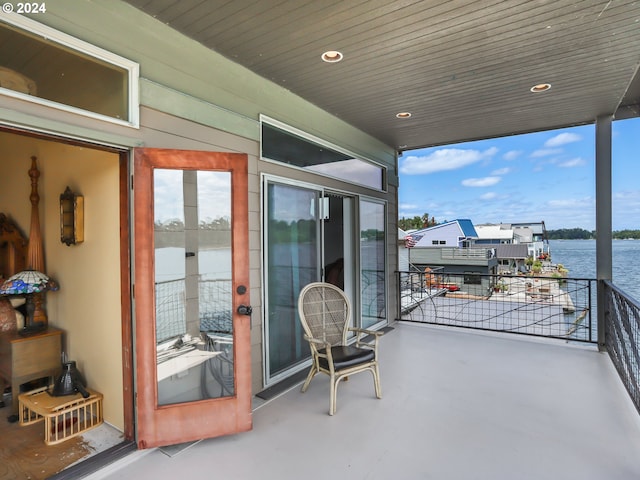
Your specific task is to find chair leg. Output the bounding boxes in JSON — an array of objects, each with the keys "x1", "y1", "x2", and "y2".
[
  {"x1": 372, "y1": 365, "x2": 382, "y2": 399},
  {"x1": 329, "y1": 373, "x2": 337, "y2": 415},
  {"x1": 301, "y1": 365, "x2": 317, "y2": 393}
]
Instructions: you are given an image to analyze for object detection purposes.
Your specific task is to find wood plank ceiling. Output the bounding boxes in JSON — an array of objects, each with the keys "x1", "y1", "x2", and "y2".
[{"x1": 124, "y1": 0, "x2": 640, "y2": 151}]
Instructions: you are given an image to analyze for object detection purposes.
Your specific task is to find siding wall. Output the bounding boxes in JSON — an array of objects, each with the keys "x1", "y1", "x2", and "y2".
[{"x1": 416, "y1": 224, "x2": 463, "y2": 247}]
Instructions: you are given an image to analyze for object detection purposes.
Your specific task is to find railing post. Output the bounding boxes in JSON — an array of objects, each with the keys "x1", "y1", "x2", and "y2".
[{"x1": 596, "y1": 114, "x2": 613, "y2": 351}]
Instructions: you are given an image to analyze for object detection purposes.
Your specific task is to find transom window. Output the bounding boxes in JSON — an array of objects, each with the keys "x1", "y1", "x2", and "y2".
[
  {"x1": 261, "y1": 118, "x2": 385, "y2": 191},
  {"x1": 0, "y1": 15, "x2": 139, "y2": 127}
]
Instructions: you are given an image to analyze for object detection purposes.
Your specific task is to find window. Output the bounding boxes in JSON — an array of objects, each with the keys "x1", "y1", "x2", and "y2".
[
  {"x1": 464, "y1": 272, "x2": 481, "y2": 285},
  {"x1": 261, "y1": 118, "x2": 385, "y2": 190},
  {"x1": 0, "y1": 15, "x2": 139, "y2": 127}
]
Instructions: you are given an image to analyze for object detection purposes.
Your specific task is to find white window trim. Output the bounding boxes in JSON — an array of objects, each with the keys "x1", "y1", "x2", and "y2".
[{"x1": 0, "y1": 13, "x2": 140, "y2": 128}]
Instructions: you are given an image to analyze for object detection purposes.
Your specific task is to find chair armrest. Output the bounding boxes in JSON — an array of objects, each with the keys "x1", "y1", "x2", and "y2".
[
  {"x1": 303, "y1": 334, "x2": 335, "y2": 368},
  {"x1": 348, "y1": 327, "x2": 383, "y2": 337},
  {"x1": 348, "y1": 327, "x2": 381, "y2": 351}
]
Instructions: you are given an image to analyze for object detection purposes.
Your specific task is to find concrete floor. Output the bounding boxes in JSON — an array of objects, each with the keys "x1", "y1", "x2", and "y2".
[{"x1": 87, "y1": 322, "x2": 640, "y2": 480}]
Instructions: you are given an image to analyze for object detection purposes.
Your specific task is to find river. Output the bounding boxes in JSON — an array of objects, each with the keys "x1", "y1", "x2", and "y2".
[{"x1": 549, "y1": 239, "x2": 640, "y2": 302}]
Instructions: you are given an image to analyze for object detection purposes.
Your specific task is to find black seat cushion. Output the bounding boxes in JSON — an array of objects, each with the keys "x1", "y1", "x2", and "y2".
[{"x1": 318, "y1": 345, "x2": 375, "y2": 370}]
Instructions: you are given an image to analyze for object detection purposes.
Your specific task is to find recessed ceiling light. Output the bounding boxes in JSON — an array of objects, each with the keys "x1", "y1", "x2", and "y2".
[
  {"x1": 530, "y1": 83, "x2": 551, "y2": 93},
  {"x1": 396, "y1": 112, "x2": 412, "y2": 118},
  {"x1": 321, "y1": 50, "x2": 343, "y2": 63}
]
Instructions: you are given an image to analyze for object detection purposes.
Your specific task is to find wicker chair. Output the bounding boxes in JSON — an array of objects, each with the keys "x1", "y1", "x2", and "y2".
[{"x1": 297, "y1": 282, "x2": 382, "y2": 415}]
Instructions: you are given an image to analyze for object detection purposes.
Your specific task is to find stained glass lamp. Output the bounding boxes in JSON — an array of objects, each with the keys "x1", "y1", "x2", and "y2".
[{"x1": 0, "y1": 270, "x2": 58, "y2": 335}]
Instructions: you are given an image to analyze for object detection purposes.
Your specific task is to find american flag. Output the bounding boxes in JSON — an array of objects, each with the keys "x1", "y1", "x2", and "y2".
[{"x1": 405, "y1": 235, "x2": 416, "y2": 248}]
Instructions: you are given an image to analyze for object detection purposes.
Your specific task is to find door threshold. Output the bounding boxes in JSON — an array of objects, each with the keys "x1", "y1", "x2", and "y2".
[{"x1": 47, "y1": 441, "x2": 139, "y2": 480}]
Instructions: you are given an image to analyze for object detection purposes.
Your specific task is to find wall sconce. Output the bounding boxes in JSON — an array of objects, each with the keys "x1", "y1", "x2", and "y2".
[{"x1": 60, "y1": 186, "x2": 84, "y2": 246}]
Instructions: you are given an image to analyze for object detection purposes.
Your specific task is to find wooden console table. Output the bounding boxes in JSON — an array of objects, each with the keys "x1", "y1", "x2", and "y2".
[{"x1": 0, "y1": 327, "x2": 62, "y2": 414}]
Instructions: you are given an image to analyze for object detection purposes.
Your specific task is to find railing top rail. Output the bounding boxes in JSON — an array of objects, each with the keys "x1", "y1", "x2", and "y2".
[{"x1": 603, "y1": 279, "x2": 640, "y2": 309}]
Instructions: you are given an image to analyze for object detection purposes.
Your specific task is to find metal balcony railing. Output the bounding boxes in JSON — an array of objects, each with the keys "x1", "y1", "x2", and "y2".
[
  {"x1": 604, "y1": 280, "x2": 640, "y2": 415},
  {"x1": 155, "y1": 277, "x2": 232, "y2": 342},
  {"x1": 396, "y1": 270, "x2": 640, "y2": 415},
  {"x1": 396, "y1": 270, "x2": 595, "y2": 343}
]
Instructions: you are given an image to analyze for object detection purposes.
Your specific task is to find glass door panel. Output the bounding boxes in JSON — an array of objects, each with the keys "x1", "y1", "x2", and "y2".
[
  {"x1": 266, "y1": 182, "x2": 319, "y2": 377},
  {"x1": 360, "y1": 199, "x2": 386, "y2": 329},
  {"x1": 154, "y1": 169, "x2": 234, "y2": 405}
]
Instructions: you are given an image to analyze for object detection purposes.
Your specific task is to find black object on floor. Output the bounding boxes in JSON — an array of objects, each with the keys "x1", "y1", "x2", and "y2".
[{"x1": 256, "y1": 370, "x2": 308, "y2": 400}]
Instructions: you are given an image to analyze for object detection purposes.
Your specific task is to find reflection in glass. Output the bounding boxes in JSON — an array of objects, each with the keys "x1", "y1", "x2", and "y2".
[
  {"x1": 261, "y1": 123, "x2": 384, "y2": 190},
  {"x1": 266, "y1": 182, "x2": 318, "y2": 377},
  {"x1": 360, "y1": 199, "x2": 386, "y2": 328},
  {"x1": 0, "y1": 22, "x2": 130, "y2": 121},
  {"x1": 154, "y1": 169, "x2": 234, "y2": 405}
]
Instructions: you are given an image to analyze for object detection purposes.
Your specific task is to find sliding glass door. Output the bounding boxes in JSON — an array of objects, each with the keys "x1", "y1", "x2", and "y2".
[{"x1": 264, "y1": 178, "x2": 384, "y2": 382}]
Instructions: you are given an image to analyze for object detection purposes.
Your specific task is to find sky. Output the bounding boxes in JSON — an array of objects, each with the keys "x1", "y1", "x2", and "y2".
[
  {"x1": 154, "y1": 170, "x2": 230, "y2": 223},
  {"x1": 398, "y1": 117, "x2": 640, "y2": 232}
]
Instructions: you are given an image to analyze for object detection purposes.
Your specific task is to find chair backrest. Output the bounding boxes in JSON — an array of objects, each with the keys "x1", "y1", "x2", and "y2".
[{"x1": 298, "y1": 282, "x2": 351, "y2": 346}]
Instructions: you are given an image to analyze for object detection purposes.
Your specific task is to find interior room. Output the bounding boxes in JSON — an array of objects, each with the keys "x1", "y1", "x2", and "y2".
[{"x1": 0, "y1": 129, "x2": 125, "y2": 477}]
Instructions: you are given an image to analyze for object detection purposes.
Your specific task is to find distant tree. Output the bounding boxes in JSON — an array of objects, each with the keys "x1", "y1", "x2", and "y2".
[
  {"x1": 546, "y1": 228, "x2": 594, "y2": 240},
  {"x1": 612, "y1": 230, "x2": 640, "y2": 239},
  {"x1": 399, "y1": 213, "x2": 439, "y2": 231}
]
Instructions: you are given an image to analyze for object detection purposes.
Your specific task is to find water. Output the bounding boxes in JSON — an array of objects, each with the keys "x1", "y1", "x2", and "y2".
[{"x1": 549, "y1": 239, "x2": 640, "y2": 301}]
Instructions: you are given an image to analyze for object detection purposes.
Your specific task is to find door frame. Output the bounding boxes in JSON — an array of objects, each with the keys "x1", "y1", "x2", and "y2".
[{"x1": 134, "y1": 148, "x2": 252, "y2": 448}]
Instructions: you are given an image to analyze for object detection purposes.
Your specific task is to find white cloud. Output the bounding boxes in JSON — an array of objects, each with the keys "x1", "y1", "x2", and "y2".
[
  {"x1": 614, "y1": 190, "x2": 640, "y2": 200},
  {"x1": 546, "y1": 197, "x2": 594, "y2": 209},
  {"x1": 491, "y1": 167, "x2": 510, "y2": 175},
  {"x1": 503, "y1": 150, "x2": 522, "y2": 161},
  {"x1": 558, "y1": 157, "x2": 585, "y2": 168},
  {"x1": 480, "y1": 192, "x2": 498, "y2": 200},
  {"x1": 612, "y1": 191, "x2": 640, "y2": 229},
  {"x1": 544, "y1": 132, "x2": 582, "y2": 147},
  {"x1": 400, "y1": 147, "x2": 498, "y2": 175},
  {"x1": 462, "y1": 176, "x2": 501, "y2": 187},
  {"x1": 530, "y1": 148, "x2": 563, "y2": 158},
  {"x1": 399, "y1": 203, "x2": 419, "y2": 210}
]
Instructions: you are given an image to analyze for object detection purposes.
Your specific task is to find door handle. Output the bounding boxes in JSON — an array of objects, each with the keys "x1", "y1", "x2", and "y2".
[{"x1": 237, "y1": 305, "x2": 252, "y2": 316}]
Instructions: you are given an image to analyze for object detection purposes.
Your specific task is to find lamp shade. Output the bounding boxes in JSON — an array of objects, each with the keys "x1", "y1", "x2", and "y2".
[{"x1": 0, "y1": 270, "x2": 58, "y2": 295}]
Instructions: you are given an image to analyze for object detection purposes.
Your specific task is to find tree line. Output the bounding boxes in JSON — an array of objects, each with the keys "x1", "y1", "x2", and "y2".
[{"x1": 546, "y1": 228, "x2": 640, "y2": 239}]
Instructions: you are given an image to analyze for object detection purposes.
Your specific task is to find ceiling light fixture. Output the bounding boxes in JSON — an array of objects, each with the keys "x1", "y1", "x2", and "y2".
[
  {"x1": 396, "y1": 112, "x2": 412, "y2": 118},
  {"x1": 321, "y1": 50, "x2": 343, "y2": 63},
  {"x1": 530, "y1": 83, "x2": 551, "y2": 93}
]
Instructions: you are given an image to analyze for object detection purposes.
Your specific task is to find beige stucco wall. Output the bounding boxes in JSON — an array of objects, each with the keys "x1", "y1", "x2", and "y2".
[{"x1": 0, "y1": 131, "x2": 124, "y2": 430}]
